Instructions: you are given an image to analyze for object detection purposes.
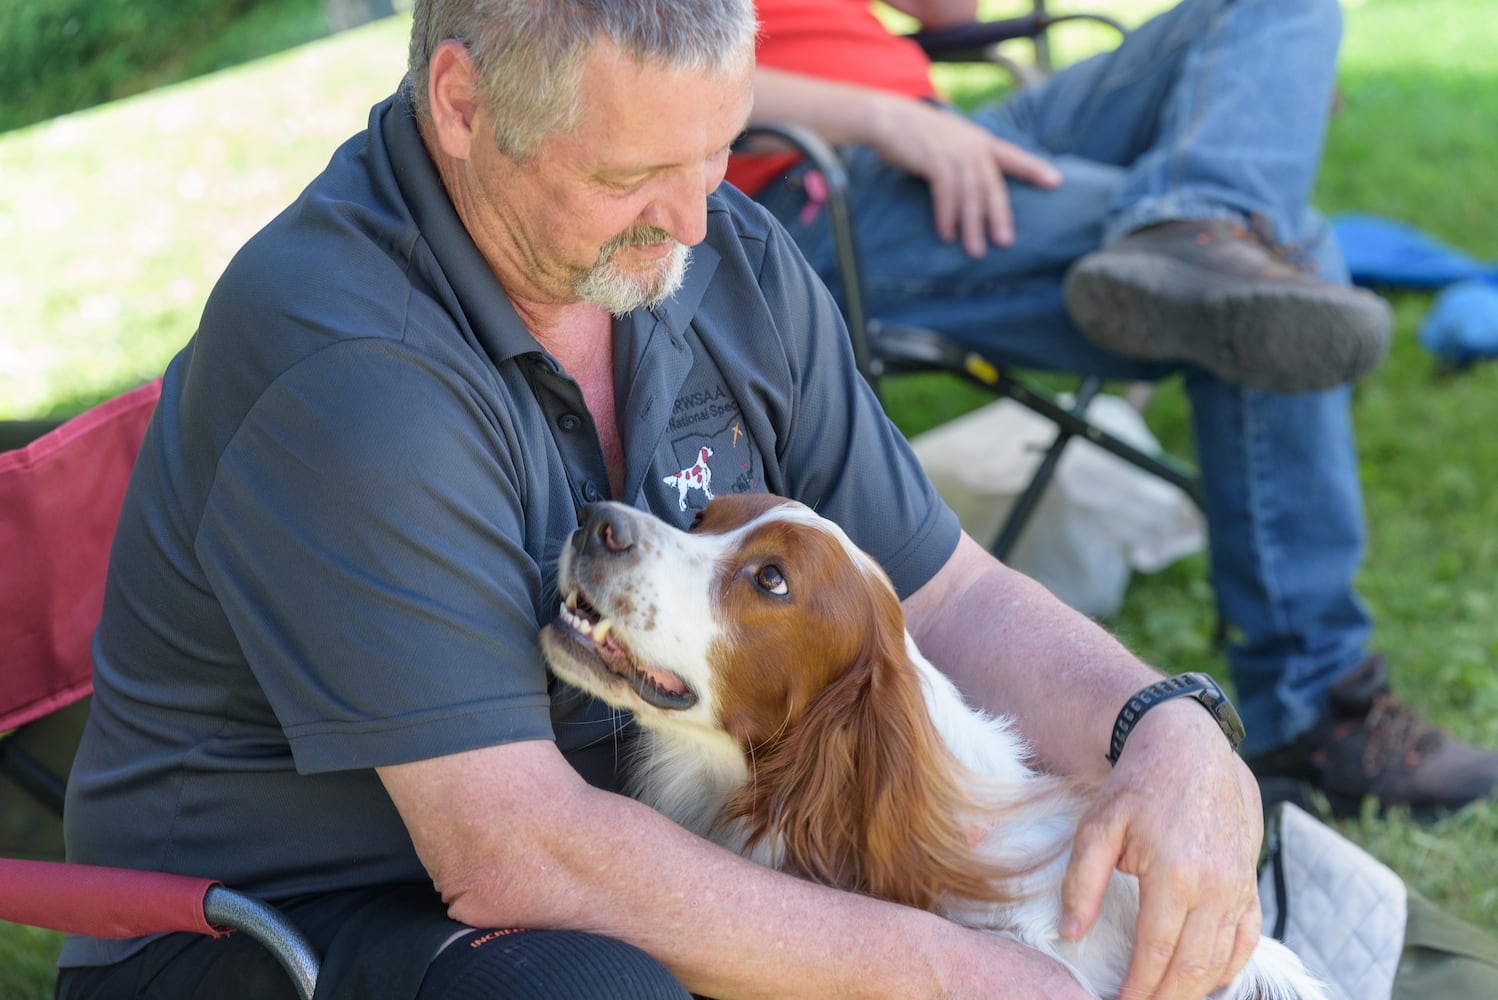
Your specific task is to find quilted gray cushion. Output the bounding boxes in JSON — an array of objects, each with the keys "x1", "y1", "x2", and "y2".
[{"x1": 1258, "y1": 802, "x2": 1406, "y2": 1000}]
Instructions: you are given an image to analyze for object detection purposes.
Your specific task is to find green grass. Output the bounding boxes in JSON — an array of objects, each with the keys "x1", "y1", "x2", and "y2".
[
  {"x1": 0, "y1": 0, "x2": 334, "y2": 134},
  {"x1": 0, "y1": 14, "x2": 413, "y2": 421},
  {"x1": 3, "y1": 1, "x2": 1497, "y2": 994}
]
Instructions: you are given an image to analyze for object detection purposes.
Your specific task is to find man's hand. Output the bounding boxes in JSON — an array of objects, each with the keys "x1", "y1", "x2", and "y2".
[
  {"x1": 1059, "y1": 702, "x2": 1265, "y2": 999},
  {"x1": 866, "y1": 96, "x2": 1061, "y2": 257}
]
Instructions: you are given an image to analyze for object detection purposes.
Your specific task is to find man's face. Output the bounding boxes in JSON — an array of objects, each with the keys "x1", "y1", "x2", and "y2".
[{"x1": 472, "y1": 41, "x2": 753, "y2": 314}]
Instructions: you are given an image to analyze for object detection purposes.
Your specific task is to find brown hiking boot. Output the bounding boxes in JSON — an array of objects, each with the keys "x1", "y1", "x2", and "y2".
[
  {"x1": 1063, "y1": 219, "x2": 1393, "y2": 393},
  {"x1": 1247, "y1": 654, "x2": 1498, "y2": 820}
]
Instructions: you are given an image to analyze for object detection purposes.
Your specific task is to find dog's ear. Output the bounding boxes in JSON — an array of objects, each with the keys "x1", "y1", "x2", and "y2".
[{"x1": 727, "y1": 594, "x2": 1021, "y2": 914}]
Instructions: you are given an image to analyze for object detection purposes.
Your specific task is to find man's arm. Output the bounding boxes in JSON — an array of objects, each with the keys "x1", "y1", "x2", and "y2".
[
  {"x1": 750, "y1": 66, "x2": 1059, "y2": 256},
  {"x1": 881, "y1": 0, "x2": 982, "y2": 31},
  {"x1": 379, "y1": 738, "x2": 1094, "y2": 1000},
  {"x1": 904, "y1": 532, "x2": 1265, "y2": 1000}
]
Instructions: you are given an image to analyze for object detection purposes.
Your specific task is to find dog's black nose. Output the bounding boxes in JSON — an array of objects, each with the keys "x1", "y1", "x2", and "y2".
[{"x1": 576, "y1": 502, "x2": 636, "y2": 557}]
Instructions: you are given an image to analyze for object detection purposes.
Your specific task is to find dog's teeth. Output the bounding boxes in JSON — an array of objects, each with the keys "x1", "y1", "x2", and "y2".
[{"x1": 594, "y1": 619, "x2": 612, "y2": 644}]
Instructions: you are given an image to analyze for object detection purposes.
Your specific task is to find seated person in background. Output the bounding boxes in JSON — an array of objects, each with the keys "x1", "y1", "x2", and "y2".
[
  {"x1": 732, "y1": 0, "x2": 1498, "y2": 818},
  {"x1": 58, "y1": 1, "x2": 1264, "y2": 998}
]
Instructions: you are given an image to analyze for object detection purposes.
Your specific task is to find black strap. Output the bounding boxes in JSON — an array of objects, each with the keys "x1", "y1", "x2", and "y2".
[{"x1": 1106, "y1": 672, "x2": 1245, "y2": 765}]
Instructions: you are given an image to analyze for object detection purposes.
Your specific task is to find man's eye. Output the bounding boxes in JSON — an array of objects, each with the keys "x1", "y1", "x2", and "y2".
[
  {"x1": 754, "y1": 564, "x2": 788, "y2": 596},
  {"x1": 604, "y1": 175, "x2": 648, "y2": 194}
]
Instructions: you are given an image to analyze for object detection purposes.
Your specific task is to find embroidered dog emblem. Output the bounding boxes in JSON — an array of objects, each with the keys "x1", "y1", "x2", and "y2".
[{"x1": 663, "y1": 446, "x2": 714, "y2": 511}]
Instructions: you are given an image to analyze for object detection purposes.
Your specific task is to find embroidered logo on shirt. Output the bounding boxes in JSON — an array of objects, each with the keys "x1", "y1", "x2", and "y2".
[
  {"x1": 661, "y1": 383, "x2": 762, "y2": 515},
  {"x1": 663, "y1": 446, "x2": 714, "y2": 511}
]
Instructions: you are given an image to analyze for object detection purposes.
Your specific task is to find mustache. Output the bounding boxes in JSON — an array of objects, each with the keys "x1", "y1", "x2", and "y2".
[{"x1": 597, "y1": 225, "x2": 676, "y2": 260}]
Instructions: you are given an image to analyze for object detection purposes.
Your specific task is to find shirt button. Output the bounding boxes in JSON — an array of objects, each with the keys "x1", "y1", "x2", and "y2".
[
  {"x1": 583, "y1": 481, "x2": 603, "y2": 502},
  {"x1": 558, "y1": 413, "x2": 582, "y2": 432}
]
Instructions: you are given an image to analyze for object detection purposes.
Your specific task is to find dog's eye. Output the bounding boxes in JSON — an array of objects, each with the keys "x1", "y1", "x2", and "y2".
[
  {"x1": 689, "y1": 510, "x2": 706, "y2": 532},
  {"x1": 754, "y1": 564, "x2": 788, "y2": 596}
]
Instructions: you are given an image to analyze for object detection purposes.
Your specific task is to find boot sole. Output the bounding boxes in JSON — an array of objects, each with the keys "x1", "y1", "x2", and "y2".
[{"x1": 1064, "y1": 253, "x2": 1393, "y2": 393}]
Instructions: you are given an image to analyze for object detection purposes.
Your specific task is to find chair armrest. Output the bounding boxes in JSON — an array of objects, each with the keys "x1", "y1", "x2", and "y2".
[
  {"x1": 907, "y1": 14, "x2": 1049, "y2": 62},
  {"x1": 0, "y1": 857, "x2": 321, "y2": 1000},
  {"x1": 0, "y1": 857, "x2": 224, "y2": 939},
  {"x1": 204, "y1": 885, "x2": 322, "y2": 1000},
  {"x1": 909, "y1": 11, "x2": 1128, "y2": 65}
]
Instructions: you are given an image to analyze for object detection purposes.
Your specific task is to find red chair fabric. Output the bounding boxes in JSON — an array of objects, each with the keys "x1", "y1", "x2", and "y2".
[
  {"x1": 0, "y1": 379, "x2": 161, "y2": 732},
  {"x1": 0, "y1": 380, "x2": 320, "y2": 999},
  {"x1": 0, "y1": 857, "x2": 223, "y2": 939}
]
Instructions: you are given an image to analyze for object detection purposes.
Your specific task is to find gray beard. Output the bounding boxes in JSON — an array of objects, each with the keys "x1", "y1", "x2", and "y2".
[{"x1": 574, "y1": 230, "x2": 691, "y2": 316}]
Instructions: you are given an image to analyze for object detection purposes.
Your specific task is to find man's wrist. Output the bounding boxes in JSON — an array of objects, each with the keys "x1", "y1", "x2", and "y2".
[{"x1": 1106, "y1": 672, "x2": 1246, "y2": 766}]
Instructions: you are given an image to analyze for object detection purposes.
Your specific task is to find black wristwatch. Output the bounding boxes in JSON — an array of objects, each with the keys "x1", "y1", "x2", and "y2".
[{"x1": 1106, "y1": 672, "x2": 1246, "y2": 766}]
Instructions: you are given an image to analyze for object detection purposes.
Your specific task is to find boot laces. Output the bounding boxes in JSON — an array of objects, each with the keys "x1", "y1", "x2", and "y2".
[
  {"x1": 1246, "y1": 214, "x2": 1320, "y2": 275},
  {"x1": 1356, "y1": 693, "x2": 1445, "y2": 778}
]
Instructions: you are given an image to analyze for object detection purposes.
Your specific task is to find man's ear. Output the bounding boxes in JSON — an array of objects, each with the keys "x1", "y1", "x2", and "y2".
[{"x1": 426, "y1": 39, "x2": 482, "y2": 161}]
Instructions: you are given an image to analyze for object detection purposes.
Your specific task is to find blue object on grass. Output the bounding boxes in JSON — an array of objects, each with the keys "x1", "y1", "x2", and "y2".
[
  {"x1": 1332, "y1": 213, "x2": 1498, "y2": 369},
  {"x1": 1333, "y1": 212, "x2": 1496, "y2": 289},
  {"x1": 1418, "y1": 276, "x2": 1498, "y2": 370}
]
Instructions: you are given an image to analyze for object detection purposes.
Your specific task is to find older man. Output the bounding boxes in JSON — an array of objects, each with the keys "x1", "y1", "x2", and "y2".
[{"x1": 59, "y1": 2, "x2": 1258, "y2": 998}]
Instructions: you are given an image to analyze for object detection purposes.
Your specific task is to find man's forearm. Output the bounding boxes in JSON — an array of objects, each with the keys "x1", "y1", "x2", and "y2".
[
  {"x1": 751, "y1": 67, "x2": 909, "y2": 150},
  {"x1": 904, "y1": 533, "x2": 1168, "y2": 778},
  {"x1": 505, "y1": 784, "x2": 941, "y2": 998},
  {"x1": 382, "y1": 740, "x2": 1083, "y2": 1000}
]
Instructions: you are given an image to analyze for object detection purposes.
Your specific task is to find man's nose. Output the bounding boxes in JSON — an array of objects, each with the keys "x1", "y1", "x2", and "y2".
[{"x1": 641, "y1": 170, "x2": 713, "y2": 247}]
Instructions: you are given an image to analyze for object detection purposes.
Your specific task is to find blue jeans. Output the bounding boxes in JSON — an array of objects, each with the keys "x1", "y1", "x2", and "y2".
[{"x1": 755, "y1": 0, "x2": 1370, "y2": 754}]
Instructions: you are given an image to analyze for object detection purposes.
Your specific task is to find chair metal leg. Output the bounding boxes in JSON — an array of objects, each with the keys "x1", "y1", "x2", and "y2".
[
  {"x1": 994, "y1": 374, "x2": 1201, "y2": 504},
  {"x1": 0, "y1": 738, "x2": 68, "y2": 816},
  {"x1": 990, "y1": 376, "x2": 1104, "y2": 560},
  {"x1": 1031, "y1": 0, "x2": 1054, "y2": 75}
]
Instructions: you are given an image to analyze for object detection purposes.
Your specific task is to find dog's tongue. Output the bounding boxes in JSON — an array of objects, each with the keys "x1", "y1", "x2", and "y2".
[
  {"x1": 595, "y1": 634, "x2": 687, "y2": 696},
  {"x1": 584, "y1": 616, "x2": 689, "y2": 699},
  {"x1": 635, "y1": 663, "x2": 690, "y2": 697}
]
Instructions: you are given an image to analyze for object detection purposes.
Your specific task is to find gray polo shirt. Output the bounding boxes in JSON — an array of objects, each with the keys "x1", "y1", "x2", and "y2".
[{"x1": 61, "y1": 91, "x2": 959, "y2": 966}]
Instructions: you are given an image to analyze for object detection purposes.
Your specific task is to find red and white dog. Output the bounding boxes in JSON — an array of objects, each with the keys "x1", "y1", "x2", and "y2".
[{"x1": 541, "y1": 494, "x2": 1327, "y2": 1000}]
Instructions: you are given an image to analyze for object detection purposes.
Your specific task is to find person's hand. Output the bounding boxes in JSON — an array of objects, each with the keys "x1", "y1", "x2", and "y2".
[
  {"x1": 866, "y1": 95, "x2": 1061, "y2": 257},
  {"x1": 1059, "y1": 702, "x2": 1264, "y2": 999}
]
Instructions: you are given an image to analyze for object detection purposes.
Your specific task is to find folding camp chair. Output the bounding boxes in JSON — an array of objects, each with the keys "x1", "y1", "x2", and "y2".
[
  {"x1": 740, "y1": 8, "x2": 1202, "y2": 562},
  {"x1": 0, "y1": 381, "x2": 161, "y2": 822},
  {"x1": 0, "y1": 381, "x2": 321, "y2": 1000}
]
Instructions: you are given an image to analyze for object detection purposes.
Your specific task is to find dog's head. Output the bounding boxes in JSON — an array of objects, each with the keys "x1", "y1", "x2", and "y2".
[
  {"x1": 542, "y1": 494, "x2": 1026, "y2": 912},
  {"x1": 540, "y1": 492, "x2": 904, "y2": 749}
]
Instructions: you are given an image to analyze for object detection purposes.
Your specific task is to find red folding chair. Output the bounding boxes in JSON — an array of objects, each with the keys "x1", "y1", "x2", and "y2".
[
  {"x1": 0, "y1": 858, "x2": 321, "y2": 1000},
  {"x1": 0, "y1": 381, "x2": 321, "y2": 999}
]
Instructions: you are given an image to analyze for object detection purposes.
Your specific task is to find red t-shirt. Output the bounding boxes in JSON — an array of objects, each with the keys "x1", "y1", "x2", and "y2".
[{"x1": 728, "y1": 0, "x2": 938, "y2": 196}]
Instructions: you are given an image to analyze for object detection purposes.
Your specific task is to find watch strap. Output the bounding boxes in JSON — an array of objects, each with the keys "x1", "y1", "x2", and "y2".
[{"x1": 1106, "y1": 672, "x2": 1246, "y2": 766}]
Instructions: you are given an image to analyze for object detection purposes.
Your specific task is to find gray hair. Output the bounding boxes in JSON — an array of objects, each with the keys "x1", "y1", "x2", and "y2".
[{"x1": 406, "y1": 0, "x2": 758, "y2": 162}]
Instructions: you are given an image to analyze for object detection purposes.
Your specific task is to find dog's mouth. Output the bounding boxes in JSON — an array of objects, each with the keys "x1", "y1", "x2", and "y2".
[{"x1": 552, "y1": 589, "x2": 698, "y2": 710}]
